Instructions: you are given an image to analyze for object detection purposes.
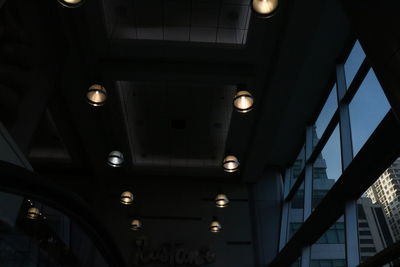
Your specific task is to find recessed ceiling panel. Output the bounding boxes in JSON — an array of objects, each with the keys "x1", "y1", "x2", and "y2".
[
  {"x1": 102, "y1": 0, "x2": 251, "y2": 45},
  {"x1": 118, "y1": 82, "x2": 236, "y2": 168}
]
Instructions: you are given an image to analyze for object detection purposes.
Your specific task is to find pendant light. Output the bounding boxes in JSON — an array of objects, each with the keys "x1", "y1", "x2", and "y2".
[
  {"x1": 107, "y1": 151, "x2": 124, "y2": 167},
  {"x1": 209, "y1": 216, "x2": 222, "y2": 233},
  {"x1": 215, "y1": 191, "x2": 230, "y2": 208},
  {"x1": 251, "y1": 0, "x2": 278, "y2": 18},
  {"x1": 120, "y1": 191, "x2": 134, "y2": 205},
  {"x1": 87, "y1": 84, "x2": 107, "y2": 106},
  {"x1": 57, "y1": 0, "x2": 84, "y2": 8},
  {"x1": 222, "y1": 155, "x2": 240, "y2": 173},
  {"x1": 26, "y1": 207, "x2": 41, "y2": 220},
  {"x1": 130, "y1": 218, "x2": 143, "y2": 231},
  {"x1": 233, "y1": 90, "x2": 254, "y2": 113}
]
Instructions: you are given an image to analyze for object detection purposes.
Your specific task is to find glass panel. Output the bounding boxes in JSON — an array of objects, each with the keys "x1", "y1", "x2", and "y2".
[
  {"x1": 0, "y1": 191, "x2": 110, "y2": 267},
  {"x1": 316, "y1": 223, "x2": 345, "y2": 244},
  {"x1": 312, "y1": 125, "x2": 342, "y2": 209},
  {"x1": 311, "y1": 217, "x2": 346, "y2": 266},
  {"x1": 288, "y1": 182, "x2": 304, "y2": 242},
  {"x1": 311, "y1": 259, "x2": 346, "y2": 267},
  {"x1": 313, "y1": 85, "x2": 338, "y2": 148},
  {"x1": 291, "y1": 145, "x2": 306, "y2": 190},
  {"x1": 344, "y1": 40, "x2": 366, "y2": 88},
  {"x1": 359, "y1": 157, "x2": 400, "y2": 264},
  {"x1": 349, "y1": 69, "x2": 390, "y2": 156}
]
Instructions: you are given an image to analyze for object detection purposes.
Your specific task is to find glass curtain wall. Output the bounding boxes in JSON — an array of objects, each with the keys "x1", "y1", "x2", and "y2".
[{"x1": 280, "y1": 39, "x2": 392, "y2": 267}]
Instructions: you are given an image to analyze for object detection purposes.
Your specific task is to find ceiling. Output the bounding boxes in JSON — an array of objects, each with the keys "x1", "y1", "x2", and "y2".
[
  {"x1": 102, "y1": 0, "x2": 251, "y2": 45},
  {"x1": 0, "y1": 0, "x2": 352, "y2": 182},
  {"x1": 118, "y1": 81, "x2": 235, "y2": 169}
]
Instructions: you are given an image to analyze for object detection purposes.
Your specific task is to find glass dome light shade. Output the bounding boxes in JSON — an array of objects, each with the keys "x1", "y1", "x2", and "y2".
[
  {"x1": 107, "y1": 151, "x2": 124, "y2": 167},
  {"x1": 26, "y1": 207, "x2": 40, "y2": 220},
  {"x1": 252, "y1": 0, "x2": 278, "y2": 17},
  {"x1": 215, "y1": 193, "x2": 229, "y2": 208},
  {"x1": 130, "y1": 219, "x2": 143, "y2": 231},
  {"x1": 233, "y1": 90, "x2": 254, "y2": 113},
  {"x1": 209, "y1": 219, "x2": 222, "y2": 233},
  {"x1": 57, "y1": 0, "x2": 84, "y2": 8},
  {"x1": 120, "y1": 191, "x2": 134, "y2": 205},
  {"x1": 87, "y1": 84, "x2": 107, "y2": 106},
  {"x1": 223, "y1": 155, "x2": 240, "y2": 173}
]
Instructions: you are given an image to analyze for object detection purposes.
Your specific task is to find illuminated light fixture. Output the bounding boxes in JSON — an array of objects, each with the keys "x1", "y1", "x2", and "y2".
[
  {"x1": 26, "y1": 207, "x2": 41, "y2": 220},
  {"x1": 87, "y1": 84, "x2": 107, "y2": 106},
  {"x1": 215, "y1": 192, "x2": 229, "y2": 208},
  {"x1": 130, "y1": 219, "x2": 143, "y2": 231},
  {"x1": 107, "y1": 151, "x2": 124, "y2": 167},
  {"x1": 222, "y1": 155, "x2": 240, "y2": 173},
  {"x1": 120, "y1": 191, "x2": 134, "y2": 205},
  {"x1": 209, "y1": 216, "x2": 222, "y2": 233},
  {"x1": 252, "y1": 0, "x2": 278, "y2": 18},
  {"x1": 233, "y1": 90, "x2": 254, "y2": 113},
  {"x1": 57, "y1": 0, "x2": 84, "y2": 8}
]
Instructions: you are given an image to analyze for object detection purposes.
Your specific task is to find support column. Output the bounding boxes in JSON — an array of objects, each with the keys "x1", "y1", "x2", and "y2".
[{"x1": 249, "y1": 167, "x2": 283, "y2": 266}]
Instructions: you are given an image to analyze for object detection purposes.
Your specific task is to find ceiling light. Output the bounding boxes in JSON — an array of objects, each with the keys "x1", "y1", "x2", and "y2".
[
  {"x1": 223, "y1": 155, "x2": 240, "y2": 173},
  {"x1": 215, "y1": 193, "x2": 229, "y2": 208},
  {"x1": 120, "y1": 191, "x2": 134, "y2": 205},
  {"x1": 210, "y1": 216, "x2": 222, "y2": 233},
  {"x1": 130, "y1": 219, "x2": 142, "y2": 231},
  {"x1": 57, "y1": 0, "x2": 84, "y2": 8},
  {"x1": 252, "y1": 0, "x2": 278, "y2": 18},
  {"x1": 107, "y1": 151, "x2": 124, "y2": 167},
  {"x1": 26, "y1": 207, "x2": 41, "y2": 220},
  {"x1": 87, "y1": 84, "x2": 107, "y2": 106},
  {"x1": 233, "y1": 90, "x2": 254, "y2": 113}
]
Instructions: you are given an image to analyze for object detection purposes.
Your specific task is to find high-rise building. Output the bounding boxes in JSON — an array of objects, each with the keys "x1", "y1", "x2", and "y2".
[
  {"x1": 366, "y1": 158, "x2": 400, "y2": 241},
  {"x1": 357, "y1": 198, "x2": 395, "y2": 266}
]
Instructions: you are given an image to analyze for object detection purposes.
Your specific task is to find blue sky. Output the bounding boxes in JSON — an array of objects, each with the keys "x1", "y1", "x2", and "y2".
[{"x1": 315, "y1": 41, "x2": 390, "y2": 181}]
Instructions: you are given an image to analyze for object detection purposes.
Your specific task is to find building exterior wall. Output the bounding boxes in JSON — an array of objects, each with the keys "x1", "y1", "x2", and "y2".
[{"x1": 366, "y1": 158, "x2": 400, "y2": 240}]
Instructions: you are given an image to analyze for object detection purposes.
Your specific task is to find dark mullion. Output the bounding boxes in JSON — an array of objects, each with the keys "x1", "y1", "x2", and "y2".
[
  {"x1": 307, "y1": 110, "x2": 340, "y2": 165},
  {"x1": 341, "y1": 59, "x2": 370, "y2": 104},
  {"x1": 285, "y1": 170, "x2": 305, "y2": 202}
]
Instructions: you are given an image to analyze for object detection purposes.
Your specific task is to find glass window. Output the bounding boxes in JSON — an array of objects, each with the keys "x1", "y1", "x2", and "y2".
[
  {"x1": 311, "y1": 218, "x2": 346, "y2": 265},
  {"x1": 288, "y1": 182, "x2": 304, "y2": 242},
  {"x1": 313, "y1": 85, "x2": 338, "y2": 147},
  {"x1": 344, "y1": 40, "x2": 366, "y2": 87},
  {"x1": 316, "y1": 223, "x2": 345, "y2": 244},
  {"x1": 311, "y1": 259, "x2": 346, "y2": 267},
  {"x1": 291, "y1": 145, "x2": 306, "y2": 189},
  {"x1": 312, "y1": 125, "x2": 342, "y2": 208},
  {"x1": 349, "y1": 69, "x2": 390, "y2": 155}
]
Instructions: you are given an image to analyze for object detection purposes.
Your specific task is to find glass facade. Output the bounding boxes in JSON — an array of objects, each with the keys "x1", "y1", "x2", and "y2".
[
  {"x1": 312, "y1": 125, "x2": 342, "y2": 209},
  {"x1": 349, "y1": 69, "x2": 391, "y2": 155},
  {"x1": 280, "y1": 39, "x2": 392, "y2": 267},
  {"x1": 313, "y1": 86, "x2": 338, "y2": 148},
  {"x1": 344, "y1": 41, "x2": 365, "y2": 87}
]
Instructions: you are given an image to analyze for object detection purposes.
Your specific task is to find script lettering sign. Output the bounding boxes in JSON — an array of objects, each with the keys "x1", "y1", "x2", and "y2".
[{"x1": 132, "y1": 244, "x2": 216, "y2": 266}]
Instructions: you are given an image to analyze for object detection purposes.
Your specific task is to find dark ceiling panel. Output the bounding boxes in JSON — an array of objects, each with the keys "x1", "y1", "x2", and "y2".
[{"x1": 118, "y1": 81, "x2": 235, "y2": 169}]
